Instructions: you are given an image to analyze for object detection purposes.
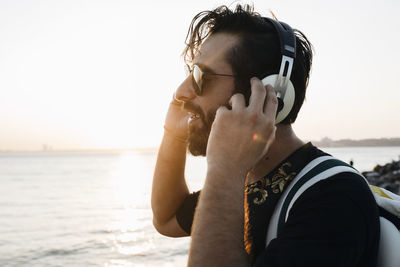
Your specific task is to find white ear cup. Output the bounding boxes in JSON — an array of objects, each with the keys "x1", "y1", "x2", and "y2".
[{"x1": 261, "y1": 74, "x2": 295, "y2": 124}]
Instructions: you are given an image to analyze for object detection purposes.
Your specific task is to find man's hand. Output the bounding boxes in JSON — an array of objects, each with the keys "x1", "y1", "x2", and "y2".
[
  {"x1": 164, "y1": 95, "x2": 189, "y2": 141},
  {"x1": 188, "y1": 78, "x2": 278, "y2": 266},
  {"x1": 151, "y1": 94, "x2": 191, "y2": 237},
  {"x1": 206, "y1": 78, "x2": 278, "y2": 175},
  {"x1": 189, "y1": 78, "x2": 277, "y2": 266}
]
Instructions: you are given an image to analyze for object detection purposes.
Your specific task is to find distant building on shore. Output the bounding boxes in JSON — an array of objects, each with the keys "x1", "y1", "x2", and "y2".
[{"x1": 313, "y1": 137, "x2": 400, "y2": 147}]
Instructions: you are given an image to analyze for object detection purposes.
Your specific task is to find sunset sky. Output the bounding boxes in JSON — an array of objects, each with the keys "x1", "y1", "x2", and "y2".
[{"x1": 0, "y1": 0, "x2": 399, "y2": 150}]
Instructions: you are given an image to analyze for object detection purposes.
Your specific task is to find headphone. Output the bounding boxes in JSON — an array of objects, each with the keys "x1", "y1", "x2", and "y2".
[{"x1": 261, "y1": 17, "x2": 296, "y2": 124}]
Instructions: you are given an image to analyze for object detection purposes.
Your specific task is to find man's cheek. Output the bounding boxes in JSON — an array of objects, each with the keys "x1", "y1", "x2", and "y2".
[{"x1": 205, "y1": 109, "x2": 217, "y2": 128}]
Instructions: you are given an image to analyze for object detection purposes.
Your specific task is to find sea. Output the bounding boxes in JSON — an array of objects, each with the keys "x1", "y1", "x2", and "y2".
[{"x1": 0, "y1": 146, "x2": 399, "y2": 267}]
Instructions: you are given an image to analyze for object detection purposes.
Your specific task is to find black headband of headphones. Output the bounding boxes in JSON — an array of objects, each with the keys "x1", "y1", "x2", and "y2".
[{"x1": 262, "y1": 17, "x2": 296, "y2": 59}]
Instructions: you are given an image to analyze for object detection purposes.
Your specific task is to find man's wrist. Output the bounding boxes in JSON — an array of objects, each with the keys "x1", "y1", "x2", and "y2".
[
  {"x1": 163, "y1": 125, "x2": 188, "y2": 143},
  {"x1": 206, "y1": 163, "x2": 248, "y2": 186}
]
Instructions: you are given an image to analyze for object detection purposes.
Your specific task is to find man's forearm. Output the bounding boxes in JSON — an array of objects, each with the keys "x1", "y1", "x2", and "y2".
[
  {"x1": 151, "y1": 132, "x2": 189, "y2": 226},
  {"x1": 188, "y1": 166, "x2": 250, "y2": 267}
]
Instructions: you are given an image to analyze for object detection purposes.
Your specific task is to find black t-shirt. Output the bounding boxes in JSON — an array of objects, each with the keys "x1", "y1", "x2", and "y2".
[{"x1": 176, "y1": 143, "x2": 380, "y2": 266}]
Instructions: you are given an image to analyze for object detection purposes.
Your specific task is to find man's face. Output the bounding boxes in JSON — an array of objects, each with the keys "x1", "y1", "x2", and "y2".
[{"x1": 175, "y1": 33, "x2": 238, "y2": 156}]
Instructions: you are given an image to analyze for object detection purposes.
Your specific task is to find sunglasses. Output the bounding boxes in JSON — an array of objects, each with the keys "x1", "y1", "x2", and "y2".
[{"x1": 184, "y1": 64, "x2": 236, "y2": 96}]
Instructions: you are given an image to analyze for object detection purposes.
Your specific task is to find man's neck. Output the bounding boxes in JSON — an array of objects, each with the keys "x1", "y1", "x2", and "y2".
[{"x1": 246, "y1": 124, "x2": 305, "y2": 185}]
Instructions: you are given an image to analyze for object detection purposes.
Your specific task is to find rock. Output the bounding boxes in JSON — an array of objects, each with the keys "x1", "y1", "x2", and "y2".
[
  {"x1": 366, "y1": 160, "x2": 400, "y2": 194},
  {"x1": 363, "y1": 171, "x2": 380, "y2": 184}
]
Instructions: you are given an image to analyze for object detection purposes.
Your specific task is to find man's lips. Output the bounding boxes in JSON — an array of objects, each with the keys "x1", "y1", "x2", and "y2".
[
  {"x1": 183, "y1": 101, "x2": 204, "y2": 122},
  {"x1": 188, "y1": 112, "x2": 200, "y2": 120}
]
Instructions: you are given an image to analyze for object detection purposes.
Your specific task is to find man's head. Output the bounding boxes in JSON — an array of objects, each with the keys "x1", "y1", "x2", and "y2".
[{"x1": 176, "y1": 4, "x2": 313, "y2": 156}]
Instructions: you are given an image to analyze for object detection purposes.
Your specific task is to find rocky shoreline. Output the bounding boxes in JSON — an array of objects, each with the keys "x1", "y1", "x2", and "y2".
[{"x1": 363, "y1": 160, "x2": 400, "y2": 194}]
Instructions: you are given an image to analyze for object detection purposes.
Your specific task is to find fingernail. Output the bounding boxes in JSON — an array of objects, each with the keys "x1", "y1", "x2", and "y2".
[{"x1": 251, "y1": 77, "x2": 258, "y2": 83}]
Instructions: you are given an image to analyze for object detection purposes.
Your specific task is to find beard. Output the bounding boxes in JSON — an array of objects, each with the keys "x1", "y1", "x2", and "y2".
[
  {"x1": 187, "y1": 113, "x2": 213, "y2": 156},
  {"x1": 185, "y1": 103, "x2": 216, "y2": 156},
  {"x1": 184, "y1": 99, "x2": 231, "y2": 156}
]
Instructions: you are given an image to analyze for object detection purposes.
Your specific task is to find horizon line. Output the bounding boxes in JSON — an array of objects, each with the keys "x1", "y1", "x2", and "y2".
[{"x1": 1, "y1": 136, "x2": 400, "y2": 153}]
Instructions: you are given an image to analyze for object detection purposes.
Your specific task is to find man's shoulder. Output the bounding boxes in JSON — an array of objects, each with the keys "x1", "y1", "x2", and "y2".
[
  {"x1": 293, "y1": 170, "x2": 379, "y2": 219},
  {"x1": 292, "y1": 143, "x2": 373, "y2": 203},
  {"x1": 257, "y1": 169, "x2": 380, "y2": 267},
  {"x1": 285, "y1": 142, "x2": 329, "y2": 171},
  {"x1": 308, "y1": 171, "x2": 372, "y2": 195}
]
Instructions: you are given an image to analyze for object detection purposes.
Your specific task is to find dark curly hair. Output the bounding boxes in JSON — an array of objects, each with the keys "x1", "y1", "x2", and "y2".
[{"x1": 183, "y1": 4, "x2": 313, "y2": 124}]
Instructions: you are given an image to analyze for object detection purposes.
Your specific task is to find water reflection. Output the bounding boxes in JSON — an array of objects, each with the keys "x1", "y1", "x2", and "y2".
[
  {"x1": 105, "y1": 151, "x2": 155, "y2": 266},
  {"x1": 111, "y1": 151, "x2": 151, "y2": 208}
]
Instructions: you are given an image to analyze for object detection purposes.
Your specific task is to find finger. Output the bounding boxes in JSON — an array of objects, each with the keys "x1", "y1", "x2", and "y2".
[
  {"x1": 215, "y1": 106, "x2": 228, "y2": 116},
  {"x1": 249, "y1": 77, "x2": 267, "y2": 112},
  {"x1": 263, "y1": 84, "x2": 279, "y2": 118},
  {"x1": 229, "y1": 93, "x2": 245, "y2": 111},
  {"x1": 171, "y1": 92, "x2": 182, "y2": 104},
  {"x1": 214, "y1": 106, "x2": 228, "y2": 122},
  {"x1": 170, "y1": 93, "x2": 185, "y2": 110}
]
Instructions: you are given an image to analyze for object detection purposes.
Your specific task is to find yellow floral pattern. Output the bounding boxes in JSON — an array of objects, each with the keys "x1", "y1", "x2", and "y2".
[{"x1": 246, "y1": 162, "x2": 297, "y2": 205}]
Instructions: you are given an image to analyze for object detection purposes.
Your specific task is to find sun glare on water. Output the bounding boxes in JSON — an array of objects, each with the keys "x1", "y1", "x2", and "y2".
[
  {"x1": 102, "y1": 151, "x2": 161, "y2": 266},
  {"x1": 111, "y1": 151, "x2": 151, "y2": 208}
]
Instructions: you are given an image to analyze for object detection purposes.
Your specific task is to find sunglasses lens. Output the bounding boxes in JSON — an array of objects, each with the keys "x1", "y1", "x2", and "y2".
[{"x1": 192, "y1": 65, "x2": 202, "y2": 95}]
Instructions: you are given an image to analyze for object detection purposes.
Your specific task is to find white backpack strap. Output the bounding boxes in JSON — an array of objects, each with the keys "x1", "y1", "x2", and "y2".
[
  {"x1": 371, "y1": 185, "x2": 400, "y2": 217},
  {"x1": 369, "y1": 186, "x2": 400, "y2": 267},
  {"x1": 378, "y1": 217, "x2": 400, "y2": 267},
  {"x1": 266, "y1": 156, "x2": 361, "y2": 247}
]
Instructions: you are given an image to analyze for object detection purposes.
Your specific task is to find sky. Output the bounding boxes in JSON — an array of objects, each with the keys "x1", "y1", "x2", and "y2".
[{"x1": 0, "y1": 0, "x2": 399, "y2": 150}]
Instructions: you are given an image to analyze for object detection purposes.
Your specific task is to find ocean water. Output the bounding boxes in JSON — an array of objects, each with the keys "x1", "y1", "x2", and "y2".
[{"x1": 0, "y1": 146, "x2": 399, "y2": 266}]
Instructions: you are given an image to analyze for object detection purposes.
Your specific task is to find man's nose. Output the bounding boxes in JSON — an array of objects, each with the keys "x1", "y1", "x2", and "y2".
[{"x1": 175, "y1": 76, "x2": 197, "y2": 102}]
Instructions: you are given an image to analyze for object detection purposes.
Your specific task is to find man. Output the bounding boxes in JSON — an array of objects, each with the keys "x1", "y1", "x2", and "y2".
[{"x1": 151, "y1": 4, "x2": 379, "y2": 267}]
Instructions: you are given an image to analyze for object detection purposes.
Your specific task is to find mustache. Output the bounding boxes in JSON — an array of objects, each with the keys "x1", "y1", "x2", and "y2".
[
  {"x1": 183, "y1": 101, "x2": 206, "y2": 120},
  {"x1": 183, "y1": 100, "x2": 231, "y2": 127}
]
